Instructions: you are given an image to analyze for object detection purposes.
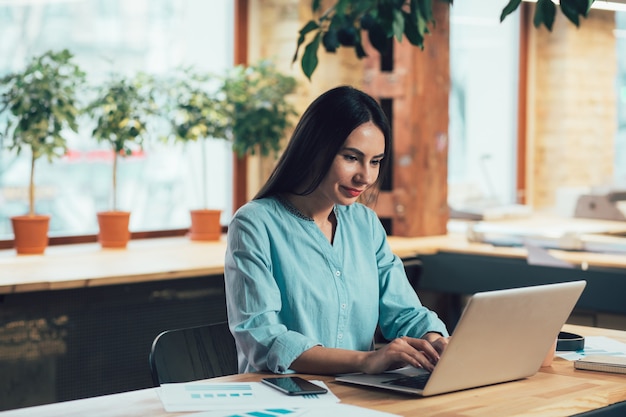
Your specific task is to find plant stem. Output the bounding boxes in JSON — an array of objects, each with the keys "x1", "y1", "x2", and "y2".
[
  {"x1": 112, "y1": 150, "x2": 118, "y2": 211},
  {"x1": 29, "y1": 153, "x2": 35, "y2": 216},
  {"x1": 202, "y1": 139, "x2": 208, "y2": 209}
]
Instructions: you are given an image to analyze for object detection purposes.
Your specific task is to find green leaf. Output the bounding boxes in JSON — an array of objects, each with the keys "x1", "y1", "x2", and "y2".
[
  {"x1": 534, "y1": 0, "x2": 557, "y2": 30},
  {"x1": 367, "y1": 20, "x2": 389, "y2": 55},
  {"x1": 560, "y1": 1, "x2": 580, "y2": 26},
  {"x1": 500, "y1": 0, "x2": 522, "y2": 23},
  {"x1": 335, "y1": 0, "x2": 350, "y2": 16},
  {"x1": 569, "y1": 0, "x2": 592, "y2": 16},
  {"x1": 403, "y1": 11, "x2": 424, "y2": 47},
  {"x1": 292, "y1": 20, "x2": 319, "y2": 63},
  {"x1": 354, "y1": 31, "x2": 367, "y2": 59},
  {"x1": 323, "y1": 29, "x2": 340, "y2": 52},
  {"x1": 392, "y1": 9, "x2": 405, "y2": 42},
  {"x1": 416, "y1": 0, "x2": 433, "y2": 22},
  {"x1": 302, "y1": 33, "x2": 321, "y2": 81}
]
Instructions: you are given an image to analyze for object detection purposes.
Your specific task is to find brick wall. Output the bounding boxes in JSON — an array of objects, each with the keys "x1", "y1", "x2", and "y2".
[
  {"x1": 246, "y1": 0, "x2": 364, "y2": 198},
  {"x1": 527, "y1": 8, "x2": 617, "y2": 210}
]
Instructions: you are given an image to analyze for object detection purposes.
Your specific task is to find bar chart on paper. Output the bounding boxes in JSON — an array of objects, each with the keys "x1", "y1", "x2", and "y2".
[
  {"x1": 185, "y1": 384, "x2": 255, "y2": 401},
  {"x1": 158, "y1": 381, "x2": 400, "y2": 416},
  {"x1": 225, "y1": 409, "x2": 306, "y2": 417},
  {"x1": 158, "y1": 381, "x2": 339, "y2": 412},
  {"x1": 193, "y1": 404, "x2": 402, "y2": 417}
]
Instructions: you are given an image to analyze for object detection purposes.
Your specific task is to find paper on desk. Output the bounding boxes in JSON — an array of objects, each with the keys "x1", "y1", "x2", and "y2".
[
  {"x1": 188, "y1": 403, "x2": 401, "y2": 417},
  {"x1": 556, "y1": 336, "x2": 626, "y2": 361},
  {"x1": 158, "y1": 380, "x2": 339, "y2": 412}
]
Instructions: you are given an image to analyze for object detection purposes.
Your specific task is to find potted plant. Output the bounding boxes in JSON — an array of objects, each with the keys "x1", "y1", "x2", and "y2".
[
  {"x1": 163, "y1": 61, "x2": 297, "y2": 241},
  {"x1": 162, "y1": 67, "x2": 229, "y2": 241},
  {"x1": 0, "y1": 49, "x2": 85, "y2": 254},
  {"x1": 221, "y1": 60, "x2": 298, "y2": 158},
  {"x1": 84, "y1": 72, "x2": 157, "y2": 248}
]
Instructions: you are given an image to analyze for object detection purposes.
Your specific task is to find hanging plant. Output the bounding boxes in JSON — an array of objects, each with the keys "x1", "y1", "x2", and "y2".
[{"x1": 293, "y1": 0, "x2": 594, "y2": 80}]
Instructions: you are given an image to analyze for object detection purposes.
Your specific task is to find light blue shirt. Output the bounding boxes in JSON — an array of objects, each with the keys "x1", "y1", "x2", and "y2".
[{"x1": 224, "y1": 197, "x2": 448, "y2": 374}]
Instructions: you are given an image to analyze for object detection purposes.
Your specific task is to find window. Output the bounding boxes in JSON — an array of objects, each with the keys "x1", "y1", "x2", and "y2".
[
  {"x1": 449, "y1": 4, "x2": 626, "y2": 214},
  {"x1": 616, "y1": 12, "x2": 626, "y2": 184},
  {"x1": 0, "y1": 0, "x2": 234, "y2": 240},
  {"x1": 448, "y1": 1, "x2": 521, "y2": 211}
]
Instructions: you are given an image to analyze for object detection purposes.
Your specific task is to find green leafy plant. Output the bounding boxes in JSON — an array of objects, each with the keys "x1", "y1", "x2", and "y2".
[
  {"x1": 85, "y1": 72, "x2": 157, "y2": 211},
  {"x1": 0, "y1": 49, "x2": 86, "y2": 216},
  {"x1": 501, "y1": 0, "x2": 592, "y2": 30},
  {"x1": 221, "y1": 60, "x2": 298, "y2": 158},
  {"x1": 163, "y1": 67, "x2": 229, "y2": 209},
  {"x1": 293, "y1": 0, "x2": 595, "y2": 80}
]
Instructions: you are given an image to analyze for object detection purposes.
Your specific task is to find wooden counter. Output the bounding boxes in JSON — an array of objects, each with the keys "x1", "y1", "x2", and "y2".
[
  {"x1": 2, "y1": 213, "x2": 626, "y2": 295},
  {"x1": 0, "y1": 237, "x2": 228, "y2": 294}
]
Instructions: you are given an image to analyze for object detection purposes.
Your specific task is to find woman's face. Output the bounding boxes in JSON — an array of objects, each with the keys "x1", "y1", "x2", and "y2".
[{"x1": 315, "y1": 121, "x2": 385, "y2": 206}]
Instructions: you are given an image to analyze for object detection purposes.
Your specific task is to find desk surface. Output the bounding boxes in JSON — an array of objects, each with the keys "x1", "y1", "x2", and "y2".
[
  {"x1": 1, "y1": 324, "x2": 625, "y2": 417},
  {"x1": 2, "y1": 215, "x2": 626, "y2": 294}
]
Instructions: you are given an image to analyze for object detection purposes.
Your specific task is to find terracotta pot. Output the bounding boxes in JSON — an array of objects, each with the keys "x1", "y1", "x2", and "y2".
[
  {"x1": 11, "y1": 215, "x2": 50, "y2": 255},
  {"x1": 97, "y1": 211, "x2": 131, "y2": 248},
  {"x1": 189, "y1": 209, "x2": 222, "y2": 241}
]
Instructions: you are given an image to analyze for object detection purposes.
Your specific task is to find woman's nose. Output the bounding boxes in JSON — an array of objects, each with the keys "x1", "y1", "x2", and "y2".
[{"x1": 355, "y1": 164, "x2": 374, "y2": 185}]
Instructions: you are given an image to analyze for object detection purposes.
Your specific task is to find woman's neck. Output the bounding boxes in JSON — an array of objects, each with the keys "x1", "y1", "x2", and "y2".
[
  {"x1": 284, "y1": 193, "x2": 333, "y2": 223},
  {"x1": 283, "y1": 193, "x2": 337, "y2": 243}
]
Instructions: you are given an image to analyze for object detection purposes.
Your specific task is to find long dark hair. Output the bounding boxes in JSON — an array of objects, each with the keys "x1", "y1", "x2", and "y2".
[{"x1": 255, "y1": 85, "x2": 391, "y2": 200}]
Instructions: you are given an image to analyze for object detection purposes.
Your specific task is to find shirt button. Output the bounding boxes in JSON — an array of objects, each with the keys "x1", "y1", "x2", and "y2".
[
  {"x1": 338, "y1": 333, "x2": 343, "y2": 339},
  {"x1": 335, "y1": 271, "x2": 341, "y2": 277},
  {"x1": 341, "y1": 303, "x2": 346, "y2": 309}
]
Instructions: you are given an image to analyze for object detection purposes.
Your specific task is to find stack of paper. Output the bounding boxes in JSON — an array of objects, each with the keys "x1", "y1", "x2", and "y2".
[{"x1": 157, "y1": 380, "x2": 400, "y2": 417}]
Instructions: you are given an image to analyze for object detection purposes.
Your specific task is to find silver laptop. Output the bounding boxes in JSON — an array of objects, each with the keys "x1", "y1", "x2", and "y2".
[{"x1": 336, "y1": 280, "x2": 586, "y2": 396}]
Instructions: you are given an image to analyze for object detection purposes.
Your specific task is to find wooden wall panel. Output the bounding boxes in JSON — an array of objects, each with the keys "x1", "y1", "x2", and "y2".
[{"x1": 363, "y1": 2, "x2": 450, "y2": 236}]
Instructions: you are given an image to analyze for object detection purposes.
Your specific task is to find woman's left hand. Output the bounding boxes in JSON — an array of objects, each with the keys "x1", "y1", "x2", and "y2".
[{"x1": 423, "y1": 332, "x2": 449, "y2": 355}]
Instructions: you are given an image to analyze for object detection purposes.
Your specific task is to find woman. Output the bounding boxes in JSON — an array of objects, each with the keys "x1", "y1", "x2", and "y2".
[{"x1": 225, "y1": 85, "x2": 448, "y2": 376}]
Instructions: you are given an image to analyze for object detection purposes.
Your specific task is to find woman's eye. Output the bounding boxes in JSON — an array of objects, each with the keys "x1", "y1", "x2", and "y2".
[
  {"x1": 371, "y1": 159, "x2": 382, "y2": 166},
  {"x1": 343, "y1": 154, "x2": 358, "y2": 161}
]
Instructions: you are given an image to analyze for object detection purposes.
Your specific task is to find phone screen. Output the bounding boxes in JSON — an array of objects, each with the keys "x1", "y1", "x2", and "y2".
[{"x1": 261, "y1": 377, "x2": 328, "y2": 396}]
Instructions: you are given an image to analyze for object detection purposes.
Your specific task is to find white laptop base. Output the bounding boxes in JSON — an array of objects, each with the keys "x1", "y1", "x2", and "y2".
[{"x1": 336, "y1": 280, "x2": 586, "y2": 396}]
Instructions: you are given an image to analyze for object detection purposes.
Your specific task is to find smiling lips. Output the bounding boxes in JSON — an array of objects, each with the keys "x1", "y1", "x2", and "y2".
[{"x1": 343, "y1": 187, "x2": 363, "y2": 198}]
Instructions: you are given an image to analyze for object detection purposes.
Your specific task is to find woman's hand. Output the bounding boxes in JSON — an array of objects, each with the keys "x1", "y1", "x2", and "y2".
[
  {"x1": 423, "y1": 331, "x2": 449, "y2": 354},
  {"x1": 360, "y1": 334, "x2": 449, "y2": 374}
]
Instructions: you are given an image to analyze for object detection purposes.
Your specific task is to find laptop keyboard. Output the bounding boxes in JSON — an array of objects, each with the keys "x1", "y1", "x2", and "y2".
[{"x1": 382, "y1": 373, "x2": 431, "y2": 390}]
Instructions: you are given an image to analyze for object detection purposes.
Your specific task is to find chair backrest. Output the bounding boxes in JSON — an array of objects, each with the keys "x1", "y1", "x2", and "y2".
[{"x1": 149, "y1": 321, "x2": 238, "y2": 386}]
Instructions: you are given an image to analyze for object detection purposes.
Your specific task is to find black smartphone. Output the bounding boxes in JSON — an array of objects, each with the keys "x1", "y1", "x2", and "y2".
[{"x1": 261, "y1": 376, "x2": 328, "y2": 396}]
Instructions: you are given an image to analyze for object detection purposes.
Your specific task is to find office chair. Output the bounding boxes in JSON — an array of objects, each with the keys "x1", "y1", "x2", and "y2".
[{"x1": 149, "y1": 321, "x2": 238, "y2": 386}]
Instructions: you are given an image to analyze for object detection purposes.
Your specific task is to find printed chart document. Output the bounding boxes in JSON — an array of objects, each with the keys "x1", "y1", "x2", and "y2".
[
  {"x1": 556, "y1": 336, "x2": 626, "y2": 361},
  {"x1": 158, "y1": 380, "x2": 339, "y2": 412},
  {"x1": 187, "y1": 403, "x2": 401, "y2": 417}
]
